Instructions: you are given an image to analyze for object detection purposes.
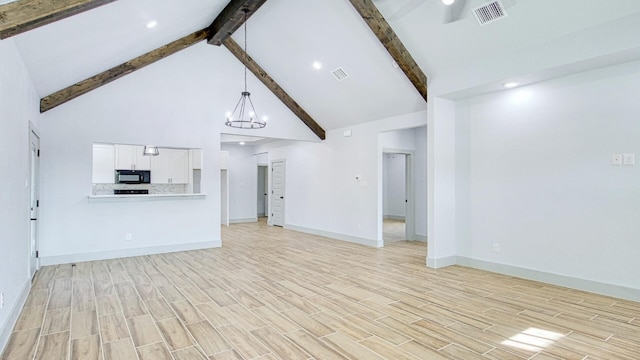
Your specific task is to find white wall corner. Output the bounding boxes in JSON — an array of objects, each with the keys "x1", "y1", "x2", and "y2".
[
  {"x1": 0, "y1": 278, "x2": 31, "y2": 355},
  {"x1": 426, "y1": 255, "x2": 457, "y2": 268},
  {"x1": 427, "y1": 97, "x2": 458, "y2": 264},
  {"x1": 415, "y1": 234, "x2": 427, "y2": 242}
]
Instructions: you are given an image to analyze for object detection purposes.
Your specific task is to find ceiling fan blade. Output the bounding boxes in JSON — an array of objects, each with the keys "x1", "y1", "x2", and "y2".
[{"x1": 442, "y1": 0, "x2": 467, "y2": 24}]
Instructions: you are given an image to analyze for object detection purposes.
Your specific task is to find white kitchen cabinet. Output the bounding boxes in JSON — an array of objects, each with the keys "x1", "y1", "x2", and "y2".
[
  {"x1": 92, "y1": 144, "x2": 115, "y2": 183},
  {"x1": 115, "y1": 144, "x2": 151, "y2": 170},
  {"x1": 151, "y1": 148, "x2": 189, "y2": 184},
  {"x1": 192, "y1": 149, "x2": 203, "y2": 170}
]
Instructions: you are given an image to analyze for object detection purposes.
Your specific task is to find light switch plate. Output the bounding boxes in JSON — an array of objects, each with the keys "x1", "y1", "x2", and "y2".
[
  {"x1": 612, "y1": 154, "x2": 622, "y2": 166},
  {"x1": 623, "y1": 153, "x2": 635, "y2": 165}
]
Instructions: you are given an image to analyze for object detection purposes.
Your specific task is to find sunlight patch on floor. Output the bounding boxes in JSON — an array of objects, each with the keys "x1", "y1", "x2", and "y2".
[{"x1": 501, "y1": 327, "x2": 565, "y2": 352}]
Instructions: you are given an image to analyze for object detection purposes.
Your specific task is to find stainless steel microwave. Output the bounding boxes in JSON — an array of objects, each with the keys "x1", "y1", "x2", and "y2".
[{"x1": 115, "y1": 169, "x2": 151, "y2": 184}]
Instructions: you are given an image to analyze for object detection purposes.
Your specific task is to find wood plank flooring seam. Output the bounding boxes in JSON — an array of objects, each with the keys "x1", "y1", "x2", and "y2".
[
  {"x1": 124, "y1": 257, "x2": 211, "y2": 358},
  {"x1": 4, "y1": 221, "x2": 640, "y2": 360}
]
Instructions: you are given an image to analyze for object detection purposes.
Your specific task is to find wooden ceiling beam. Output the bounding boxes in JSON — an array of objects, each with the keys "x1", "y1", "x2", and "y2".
[
  {"x1": 0, "y1": 0, "x2": 116, "y2": 39},
  {"x1": 207, "y1": 0, "x2": 267, "y2": 46},
  {"x1": 347, "y1": 0, "x2": 428, "y2": 102},
  {"x1": 224, "y1": 38, "x2": 326, "y2": 140},
  {"x1": 40, "y1": 28, "x2": 209, "y2": 113}
]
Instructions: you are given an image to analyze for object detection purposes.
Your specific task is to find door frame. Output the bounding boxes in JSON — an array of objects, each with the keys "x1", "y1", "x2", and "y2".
[
  {"x1": 220, "y1": 169, "x2": 229, "y2": 226},
  {"x1": 270, "y1": 159, "x2": 286, "y2": 227},
  {"x1": 29, "y1": 127, "x2": 41, "y2": 277},
  {"x1": 381, "y1": 148, "x2": 415, "y2": 244}
]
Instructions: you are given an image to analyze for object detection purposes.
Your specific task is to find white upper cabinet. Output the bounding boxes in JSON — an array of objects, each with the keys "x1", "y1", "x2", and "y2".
[
  {"x1": 115, "y1": 144, "x2": 151, "y2": 170},
  {"x1": 92, "y1": 144, "x2": 115, "y2": 183},
  {"x1": 151, "y1": 148, "x2": 189, "y2": 184},
  {"x1": 192, "y1": 149, "x2": 203, "y2": 170}
]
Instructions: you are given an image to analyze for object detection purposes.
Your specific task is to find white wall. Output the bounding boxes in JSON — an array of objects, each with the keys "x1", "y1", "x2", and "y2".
[
  {"x1": 427, "y1": 98, "x2": 457, "y2": 267},
  {"x1": 0, "y1": 38, "x2": 41, "y2": 352},
  {"x1": 39, "y1": 62, "x2": 220, "y2": 263},
  {"x1": 414, "y1": 126, "x2": 428, "y2": 238},
  {"x1": 454, "y1": 60, "x2": 640, "y2": 297},
  {"x1": 255, "y1": 112, "x2": 427, "y2": 246},
  {"x1": 221, "y1": 144, "x2": 258, "y2": 222},
  {"x1": 35, "y1": 41, "x2": 318, "y2": 265},
  {"x1": 430, "y1": 12, "x2": 640, "y2": 98},
  {"x1": 383, "y1": 154, "x2": 406, "y2": 219}
]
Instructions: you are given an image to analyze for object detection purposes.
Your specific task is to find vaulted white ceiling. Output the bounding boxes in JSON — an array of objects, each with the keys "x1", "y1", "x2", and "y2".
[{"x1": 9, "y1": 0, "x2": 640, "y2": 131}]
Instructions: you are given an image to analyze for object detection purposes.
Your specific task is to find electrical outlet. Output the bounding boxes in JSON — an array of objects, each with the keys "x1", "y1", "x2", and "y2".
[
  {"x1": 612, "y1": 154, "x2": 622, "y2": 166},
  {"x1": 125, "y1": 233, "x2": 132, "y2": 241},
  {"x1": 623, "y1": 153, "x2": 635, "y2": 165},
  {"x1": 492, "y1": 243, "x2": 500, "y2": 253}
]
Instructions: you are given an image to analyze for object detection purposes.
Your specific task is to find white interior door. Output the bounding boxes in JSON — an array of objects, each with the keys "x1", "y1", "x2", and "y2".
[
  {"x1": 29, "y1": 129, "x2": 40, "y2": 277},
  {"x1": 221, "y1": 170, "x2": 229, "y2": 226},
  {"x1": 271, "y1": 160, "x2": 285, "y2": 227},
  {"x1": 404, "y1": 154, "x2": 415, "y2": 241},
  {"x1": 263, "y1": 167, "x2": 269, "y2": 219}
]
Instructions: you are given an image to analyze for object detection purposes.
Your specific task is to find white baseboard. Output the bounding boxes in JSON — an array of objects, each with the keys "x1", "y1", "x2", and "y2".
[
  {"x1": 229, "y1": 218, "x2": 258, "y2": 224},
  {"x1": 0, "y1": 277, "x2": 31, "y2": 355},
  {"x1": 40, "y1": 241, "x2": 221, "y2": 266},
  {"x1": 414, "y1": 234, "x2": 427, "y2": 242},
  {"x1": 456, "y1": 256, "x2": 640, "y2": 302},
  {"x1": 426, "y1": 256, "x2": 457, "y2": 268},
  {"x1": 285, "y1": 224, "x2": 380, "y2": 248},
  {"x1": 383, "y1": 215, "x2": 406, "y2": 221}
]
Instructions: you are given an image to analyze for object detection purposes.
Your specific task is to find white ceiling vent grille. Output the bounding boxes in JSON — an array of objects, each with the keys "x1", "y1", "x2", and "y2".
[
  {"x1": 472, "y1": 0, "x2": 507, "y2": 26},
  {"x1": 331, "y1": 67, "x2": 349, "y2": 82}
]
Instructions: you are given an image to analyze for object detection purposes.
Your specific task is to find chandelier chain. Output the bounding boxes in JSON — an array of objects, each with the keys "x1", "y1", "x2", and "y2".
[
  {"x1": 224, "y1": 8, "x2": 266, "y2": 129},
  {"x1": 243, "y1": 9, "x2": 247, "y2": 92}
]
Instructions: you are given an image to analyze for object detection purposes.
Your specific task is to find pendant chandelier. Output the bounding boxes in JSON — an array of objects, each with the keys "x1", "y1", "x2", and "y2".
[
  {"x1": 225, "y1": 9, "x2": 266, "y2": 129},
  {"x1": 142, "y1": 145, "x2": 159, "y2": 156}
]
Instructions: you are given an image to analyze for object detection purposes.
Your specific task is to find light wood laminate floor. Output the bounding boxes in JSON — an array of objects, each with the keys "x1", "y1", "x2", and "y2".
[
  {"x1": 383, "y1": 219, "x2": 406, "y2": 242},
  {"x1": 3, "y1": 221, "x2": 640, "y2": 359}
]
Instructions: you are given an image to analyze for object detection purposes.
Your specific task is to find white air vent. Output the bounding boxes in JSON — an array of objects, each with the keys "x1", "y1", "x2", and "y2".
[
  {"x1": 472, "y1": 0, "x2": 507, "y2": 26},
  {"x1": 331, "y1": 67, "x2": 349, "y2": 82}
]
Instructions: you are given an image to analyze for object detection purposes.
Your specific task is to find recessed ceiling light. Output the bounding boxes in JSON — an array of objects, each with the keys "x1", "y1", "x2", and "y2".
[
  {"x1": 312, "y1": 61, "x2": 323, "y2": 70},
  {"x1": 504, "y1": 82, "x2": 519, "y2": 88},
  {"x1": 146, "y1": 20, "x2": 158, "y2": 29},
  {"x1": 262, "y1": 116, "x2": 268, "y2": 122},
  {"x1": 239, "y1": 142, "x2": 245, "y2": 146},
  {"x1": 442, "y1": 0, "x2": 455, "y2": 5}
]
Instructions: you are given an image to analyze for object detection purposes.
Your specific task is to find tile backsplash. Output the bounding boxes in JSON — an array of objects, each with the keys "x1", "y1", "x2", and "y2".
[{"x1": 93, "y1": 183, "x2": 187, "y2": 195}]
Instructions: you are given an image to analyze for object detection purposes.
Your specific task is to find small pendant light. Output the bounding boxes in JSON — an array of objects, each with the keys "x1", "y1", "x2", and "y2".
[{"x1": 142, "y1": 145, "x2": 159, "y2": 156}]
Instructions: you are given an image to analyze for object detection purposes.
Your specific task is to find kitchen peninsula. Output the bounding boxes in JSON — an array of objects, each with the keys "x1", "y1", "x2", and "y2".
[{"x1": 89, "y1": 143, "x2": 205, "y2": 201}]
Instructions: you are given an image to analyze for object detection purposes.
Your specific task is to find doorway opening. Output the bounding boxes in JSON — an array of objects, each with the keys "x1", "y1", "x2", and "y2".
[
  {"x1": 257, "y1": 165, "x2": 268, "y2": 222},
  {"x1": 382, "y1": 150, "x2": 414, "y2": 244}
]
